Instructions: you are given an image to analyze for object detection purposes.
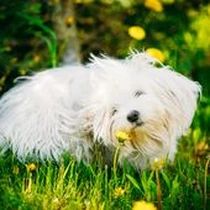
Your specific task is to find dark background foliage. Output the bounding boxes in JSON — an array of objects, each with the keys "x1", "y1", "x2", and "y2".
[{"x1": 0, "y1": 0, "x2": 210, "y2": 94}]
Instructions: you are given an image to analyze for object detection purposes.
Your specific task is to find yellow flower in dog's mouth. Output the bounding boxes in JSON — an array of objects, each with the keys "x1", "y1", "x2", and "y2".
[{"x1": 115, "y1": 130, "x2": 131, "y2": 143}]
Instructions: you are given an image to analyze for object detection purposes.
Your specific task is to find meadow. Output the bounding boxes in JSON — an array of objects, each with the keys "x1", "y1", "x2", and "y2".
[
  {"x1": 0, "y1": 0, "x2": 210, "y2": 209},
  {"x1": 0, "y1": 100, "x2": 209, "y2": 210}
]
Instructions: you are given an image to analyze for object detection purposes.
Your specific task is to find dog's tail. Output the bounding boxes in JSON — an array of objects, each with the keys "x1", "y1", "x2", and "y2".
[{"x1": 0, "y1": 69, "x2": 75, "y2": 161}]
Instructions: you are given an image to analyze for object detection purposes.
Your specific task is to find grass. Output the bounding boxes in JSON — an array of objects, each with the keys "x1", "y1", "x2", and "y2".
[
  {"x1": 0, "y1": 60, "x2": 208, "y2": 210},
  {"x1": 0, "y1": 117, "x2": 209, "y2": 210},
  {"x1": 0, "y1": 76, "x2": 209, "y2": 210}
]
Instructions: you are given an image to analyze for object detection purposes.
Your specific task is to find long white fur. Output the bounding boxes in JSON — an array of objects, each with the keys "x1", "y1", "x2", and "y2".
[{"x1": 0, "y1": 52, "x2": 201, "y2": 168}]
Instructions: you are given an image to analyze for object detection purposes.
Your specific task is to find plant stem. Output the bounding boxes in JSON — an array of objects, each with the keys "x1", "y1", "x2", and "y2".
[
  {"x1": 113, "y1": 144, "x2": 121, "y2": 180},
  {"x1": 155, "y1": 170, "x2": 162, "y2": 210},
  {"x1": 104, "y1": 164, "x2": 109, "y2": 209},
  {"x1": 204, "y1": 158, "x2": 209, "y2": 210}
]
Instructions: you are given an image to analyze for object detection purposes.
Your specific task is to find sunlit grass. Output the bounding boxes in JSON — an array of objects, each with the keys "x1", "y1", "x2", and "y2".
[{"x1": 0, "y1": 112, "x2": 208, "y2": 210}]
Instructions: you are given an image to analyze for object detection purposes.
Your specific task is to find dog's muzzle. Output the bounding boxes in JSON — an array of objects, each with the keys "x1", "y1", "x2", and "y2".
[{"x1": 127, "y1": 110, "x2": 144, "y2": 126}]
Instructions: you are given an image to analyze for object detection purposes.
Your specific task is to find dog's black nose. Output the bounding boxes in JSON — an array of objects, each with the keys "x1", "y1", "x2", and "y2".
[{"x1": 127, "y1": 110, "x2": 140, "y2": 123}]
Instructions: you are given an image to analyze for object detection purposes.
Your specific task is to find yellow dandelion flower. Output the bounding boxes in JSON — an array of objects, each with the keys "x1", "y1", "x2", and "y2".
[
  {"x1": 33, "y1": 54, "x2": 41, "y2": 63},
  {"x1": 151, "y1": 157, "x2": 165, "y2": 170},
  {"x1": 114, "y1": 187, "x2": 126, "y2": 198},
  {"x1": 144, "y1": 0, "x2": 163, "y2": 13},
  {"x1": 27, "y1": 163, "x2": 37, "y2": 172},
  {"x1": 65, "y1": 16, "x2": 75, "y2": 27},
  {"x1": 146, "y1": 48, "x2": 165, "y2": 62},
  {"x1": 52, "y1": 197, "x2": 60, "y2": 206},
  {"x1": 195, "y1": 141, "x2": 209, "y2": 157},
  {"x1": 132, "y1": 200, "x2": 157, "y2": 210},
  {"x1": 128, "y1": 26, "x2": 146, "y2": 40},
  {"x1": 115, "y1": 130, "x2": 131, "y2": 143}
]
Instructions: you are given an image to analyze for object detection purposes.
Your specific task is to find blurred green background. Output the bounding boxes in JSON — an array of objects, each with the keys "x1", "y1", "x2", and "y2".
[
  {"x1": 1, "y1": 0, "x2": 210, "y2": 92},
  {"x1": 0, "y1": 0, "x2": 209, "y2": 115}
]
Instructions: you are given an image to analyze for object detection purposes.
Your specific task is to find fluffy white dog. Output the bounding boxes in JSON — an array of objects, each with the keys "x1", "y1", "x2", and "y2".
[{"x1": 0, "y1": 52, "x2": 201, "y2": 168}]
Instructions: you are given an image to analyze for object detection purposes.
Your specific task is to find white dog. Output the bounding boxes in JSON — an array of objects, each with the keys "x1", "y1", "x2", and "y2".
[{"x1": 0, "y1": 52, "x2": 201, "y2": 168}]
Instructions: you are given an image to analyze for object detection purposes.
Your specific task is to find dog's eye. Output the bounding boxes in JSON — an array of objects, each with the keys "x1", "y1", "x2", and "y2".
[
  {"x1": 112, "y1": 108, "x2": 118, "y2": 116},
  {"x1": 134, "y1": 90, "x2": 144, "y2": 97}
]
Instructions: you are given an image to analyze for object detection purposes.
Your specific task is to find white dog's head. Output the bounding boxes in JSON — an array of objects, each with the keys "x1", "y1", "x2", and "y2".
[{"x1": 87, "y1": 52, "x2": 201, "y2": 168}]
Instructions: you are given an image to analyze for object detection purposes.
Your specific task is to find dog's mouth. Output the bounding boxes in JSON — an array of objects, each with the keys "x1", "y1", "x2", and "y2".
[
  {"x1": 132, "y1": 120, "x2": 144, "y2": 128},
  {"x1": 109, "y1": 116, "x2": 145, "y2": 145},
  {"x1": 112, "y1": 121, "x2": 145, "y2": 143}
]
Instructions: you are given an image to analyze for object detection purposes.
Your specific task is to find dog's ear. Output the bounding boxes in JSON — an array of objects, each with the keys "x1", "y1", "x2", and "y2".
[{"x1": 149, "y1": 66, "x2": 201, "y2": 138}]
